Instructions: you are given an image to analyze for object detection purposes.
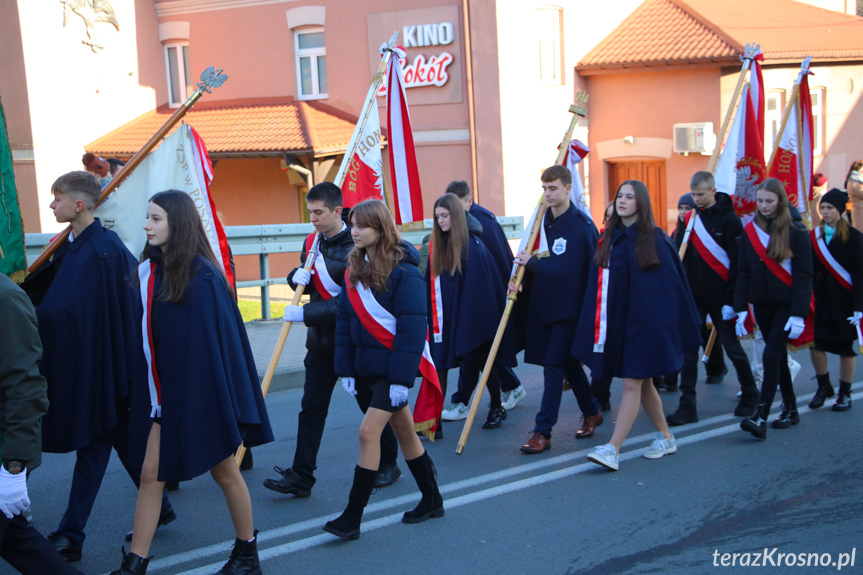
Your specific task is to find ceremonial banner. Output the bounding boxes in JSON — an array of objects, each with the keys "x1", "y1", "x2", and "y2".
[
  {"x1": 342, "y1": 104, "x2": 385, "y2": 209},
  {"x1": 562, "y1": 139, "x2": 591, "y2": 219},
  {"x1": 769, "y1": 67, "x2": 814, "y2": 212},
  {"x1": 385, "y1": 46, "x2": 424, "y2": 225},
  {"x1": 94, "y1": 123, "x2": 233, "y2": 286},
  {"x1": 0, "y1": 97, "x2": 27, "y2": 282}
]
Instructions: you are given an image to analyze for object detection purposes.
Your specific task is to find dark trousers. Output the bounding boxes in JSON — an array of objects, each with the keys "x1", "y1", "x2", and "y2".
[
  {"x1": 453, "y1": 353, "x2": 520, "y2": 404},
  {"x1": 679, "y1": 304, "x2": 758, "y2": 407},
  {"x1": 534, "y1": 359, "x2": 597, "y2": 438},
  {"x1": 292, "y1": 351, "x2": 397, "y2": 486},
  {"x1": 591, "y1": 377, "x2": 612, "y2": 405},
  {"x1": 445, "y1": 343, "x2": 503, "y2": 407},
  {"x1": 1, "y1": 514, "x2": 83, "y2": 575},
  {"x1": 56, "y1": 421, "x2": 171, "y2": 547},
  {"x1": 754, "y1": 304, "x2": 795, "y2": 409}
]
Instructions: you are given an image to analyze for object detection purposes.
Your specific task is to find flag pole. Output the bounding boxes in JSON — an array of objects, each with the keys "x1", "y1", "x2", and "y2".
[
  {"x1": 27, "y1": 67, "x2": 228, "y2": 276},
  {"x1": 456, "y1": 93, "x2": 589, "y2": 455}
]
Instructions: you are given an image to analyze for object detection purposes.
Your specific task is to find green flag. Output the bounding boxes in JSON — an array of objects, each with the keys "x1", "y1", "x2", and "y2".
[{"x1": 0, "y1": 95, "x2": 27, "y2": 283}]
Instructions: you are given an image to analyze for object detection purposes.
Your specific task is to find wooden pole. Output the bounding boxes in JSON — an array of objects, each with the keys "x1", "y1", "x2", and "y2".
[{"x1": 456, "y1": 96, "x2": 588, "y2": 455}]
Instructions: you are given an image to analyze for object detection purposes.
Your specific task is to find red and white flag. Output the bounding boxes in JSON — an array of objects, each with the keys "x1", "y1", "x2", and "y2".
[
  {"x1": 768, "y1": 63, "x2": 814, "y2": 213},
  {"x1": 342, "y1": 104, "x2": 385, "y2": 209},
  {"x1": 385, "y1": 46, "x2": 424, "y2": 225},
  {"x1": 562, "y1": 139, "x2": 591, "y2": 219}
]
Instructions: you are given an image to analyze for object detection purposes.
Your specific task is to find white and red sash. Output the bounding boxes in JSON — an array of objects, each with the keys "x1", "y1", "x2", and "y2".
[
  {"x1": 344, "y1": 270, "x2": 443, "y2": 439},
  {"x1": 428, "y1": 240, "x2": 444, "y2": 343},
  {"x1": 593, "y1": 238, "x2": 610, "y2": 353},
  {"x1": 137, "y1": 260, "x2": 162, "y2": 418},
  {"x1": 810, "y1": 227, "x2": 852, "y2": 291},
  {"x1": 304, "y1": 232, "x2": 340, "y2": 301},
  {"x1": 687, "y1": 211, "x2": 730, "y2": 281}
]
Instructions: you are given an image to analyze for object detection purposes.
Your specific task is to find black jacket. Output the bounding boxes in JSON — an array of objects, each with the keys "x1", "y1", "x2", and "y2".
[
  {"x1": 676, "y1": 192, "x2": 742, "y2": 306},
  {"x1": 812, "y1": 224, "x2": 863, "y2": 341},
  {"x1": 288, "y1": 225, "x2": 354, "y2": 354}
]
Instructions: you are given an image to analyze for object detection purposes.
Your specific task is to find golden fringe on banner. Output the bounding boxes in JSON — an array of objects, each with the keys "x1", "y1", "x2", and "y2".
[{"x1": 413, "y1": 417, "x2": 437, "y2": 442}]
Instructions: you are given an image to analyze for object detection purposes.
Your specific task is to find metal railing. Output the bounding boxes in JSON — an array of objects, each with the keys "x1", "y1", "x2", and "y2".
[{"x1": 25, "y1": 216, "x2": 524, "y2": 318}]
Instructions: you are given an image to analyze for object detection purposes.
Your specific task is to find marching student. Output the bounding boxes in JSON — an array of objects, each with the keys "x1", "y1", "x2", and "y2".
[
  {"x1": 735, "y1": 178, "x2": 813, "y2": 440},
  {"x1": 264, "y1": 182, "x2": 402, "y2": 497},
  {"x1": 807, "y1": 189, "x2": 863, "y2": 412},
  {"x1": 574, "y1": 180, "x2": 701, "y2": 471},
  {"x1": 667, "y1": 171, "x2": 759, "y2": 426},
  {"x1": 21, "y1": 171, "x2": 175, "y2": 563},
  {"x1": 114, "y1": 191, "x2": 273, "y2": 575},
  {"x1": 427, "y1": 193, "x2": 509, "y2": 430},
  {"x1": 326, "y1": 199, "x2": 443, "y2": 541},
  {"x1": 510, "y1": 165, "x2": 602, "y2": 454}
]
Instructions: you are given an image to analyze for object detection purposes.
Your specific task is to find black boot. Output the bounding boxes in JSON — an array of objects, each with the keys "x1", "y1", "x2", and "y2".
[
  {"x1": 403, "y1": 451, "x2": 445, "y2": 524},
  {"x1": 110, "y1": 547, "x2": 149, "y2": 575},
  {"x1": 666, "y1": 403, "x2": 698, "y2": 426},
  {"x1": 481, "y1": 405, "x2": 507, "y2": 429},
  {"x1": 740, "y1": 403, "x2": 769, "y2": 439},
  {"x1": 217, "y1": 530, "x2": 261, "y2": 575},
  {"x1": 772, "y1": 403, "x2": 800, "y2": 428},
  {"x1": 323, "y1": 466, "x2": 377, "y2": 540},
  {"x1": 833, "y1": 381, "x2": 853, "y2": 411},
  {"x1": 809, "y1": 373, "x2": 835, "y2": 409}
]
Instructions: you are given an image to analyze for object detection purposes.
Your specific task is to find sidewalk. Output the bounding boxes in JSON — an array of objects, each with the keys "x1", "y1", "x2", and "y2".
[{"x1": 244, "y1": 319, "x2": 308, "y2": 393}]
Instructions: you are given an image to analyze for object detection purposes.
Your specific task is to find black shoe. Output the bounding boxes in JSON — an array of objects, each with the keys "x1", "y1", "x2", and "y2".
[
  {"x1": 47, "y1": 532, "x2": 82, "y2": 562},
  {"x1": 165, "y1": 481, "x2": 180, "y2": 492},
  {"x1": 666, "y1": 405, "x2": 698, "y2": 426},
  {"x1": 403, "y1": 452, "x2": 445, "y2": 524},
  {"x1": 833, "y1": 381, "x2": 853, "y2": 411},
  {"x1": 263, "y1": 467, "x2": 312, "y2": 497},
  {"x1": 734, "y1": 393, "x2": 759, "y2": 417},
  {"x1": 323, "y1": 466, "x2": 377, "y2": 540},
  {"x1": 216, "y1": 530, "x2": 261, "y2": 574},
  {"x1": 705, "y1": 364, "x2": 728, "y2": 384},
  {"x1": 374, "y1": 461, "x2": 402, "y2": 488},
  {"x1": 239, "y1": 448, "x2": 254, "y2": 471},
  {"x1": 772, "y1": 404, "x2": 800, "y2": 429},
  {"x1": 740, "y1": 403, "x2": 769, "y2": 439},
  {"x1": 125, "y1": 505, "x2": 177, "y2": 541},
  {"x1": 109, "y1": 547, "x2": 150, "y2": 575},
  {"x1": 809, "y1": 374, "x2": 835, "y2": 409},
  {"x1": 481, "y1": 405, "x2": 507, "y2": 429}
]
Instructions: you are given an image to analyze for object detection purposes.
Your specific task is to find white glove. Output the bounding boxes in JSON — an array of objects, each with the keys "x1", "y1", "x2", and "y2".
[
  {"x1": 847, "y1": 311, "x2": 863, "y2": 327},
  {"x1": 389, "y1": 384, "x2": 409, "y2": 407},
  {"x1": 0, "y1": 466, "x2": 29, "y2": 519},
  {"x1": 721, "y1": 305, "x2": 736, "y2": 321},
  {"x1": 283, "y1": 305, "x2": 304, "y2": 323},
  {"x1": 341, "y1": 377, "x2": 357, "y2": 396},
  {"x1": 293, "y1": 268, "x2": 313, "y2": 286},
  {"x1": 735, "y1": 311, "x2": 749, "y2": 338},
  {"x1": 784, "y1": 316, "x2": 805, "y2": 340}
]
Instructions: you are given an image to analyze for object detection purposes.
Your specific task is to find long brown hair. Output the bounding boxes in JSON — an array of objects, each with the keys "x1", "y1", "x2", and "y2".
[
  {"x1": 347, "y1": 199, "x2": 404, "y2": 292},
  {"x1": 431, "y1": 193, "x2": 467, "y2": 276},
  {"x1": 142, "y1": 190, "x2": 233, "y2": 303},
  {"x1": 754, "y1": 178, "x2": 794, "y2": 262},
  {"x1": 594, "y1": 180, "x2": 660, "y2": 270},
  {"x1": 820, "y1": 214, "x2": 850, "y2": 244}
]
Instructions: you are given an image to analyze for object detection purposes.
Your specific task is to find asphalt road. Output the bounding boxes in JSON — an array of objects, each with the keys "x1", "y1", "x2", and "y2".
[{"x1": 14, "y1": 346, "x2": 862, "y2": 575}]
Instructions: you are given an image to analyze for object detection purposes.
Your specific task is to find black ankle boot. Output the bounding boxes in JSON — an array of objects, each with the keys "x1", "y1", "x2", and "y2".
[
  {"x1": 323, "y1": 466, "x2": 377, "y2": 540},
  {"x1": 740, "y1": 403, "x2": 769, "y2": 439},
  {"x1": 772, "y1": 403, "x2": 800, "y2": 428},
  {"x1": 833, "y1": 381, "x2": 853, "y2": 412},
  {"x1": 403, "y1": 451, "x2": 445, "y2": 524},
  {"x1": 482, "y1": 405, "x2": 507, "y2": 429},
  {"x1": 110, "y1": 547, "x2": 149, "y2": 575},
  {"x1": 217, "y1": 530, "x2": 261, "y2": 575},
  {"x1": 809, "y1": 373, "x2": 835, "y2": 409}
]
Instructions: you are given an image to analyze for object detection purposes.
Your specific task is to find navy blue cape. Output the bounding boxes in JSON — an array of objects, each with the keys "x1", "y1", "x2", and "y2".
[{"x1": 469, "y1": 203, "x2": 514, "y2": 284}]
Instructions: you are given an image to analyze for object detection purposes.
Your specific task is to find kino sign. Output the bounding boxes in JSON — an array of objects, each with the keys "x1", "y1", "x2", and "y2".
[{"x1": 378, "y1": 21, "x2": 455, "y2": 96}]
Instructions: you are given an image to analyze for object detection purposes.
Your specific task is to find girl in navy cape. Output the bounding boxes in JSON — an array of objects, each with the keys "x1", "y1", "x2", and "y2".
[
  {"x1": 326, "y1": 199, "x2": 444, "y2": 540},
  {"x1": 115, "y1": 191, "x2": 273, "y2": 575},
  {"x1": 427, "y1": 193, "x2": 509, "y2": 431},
  {"x1": 574, "y1": 180, "x2": 700, "y2": 471}
]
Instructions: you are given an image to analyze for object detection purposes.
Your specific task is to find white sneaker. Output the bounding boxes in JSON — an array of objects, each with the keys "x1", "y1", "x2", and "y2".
[
  {"x1": 441, "y1": 402, "x2": 468, "y2": 421},
  {"x1": 788, "y1": 358, "x2": 801, "y2": 383},
  {"x1": 587, "y1": 443, "x2": 619, "y2": 471},
  {"x1": 643, "y1": 432, "x2": 677, "y2": 460},
  {"x1": 501, "y1": 385, "x2": 527, "y2": 410}
]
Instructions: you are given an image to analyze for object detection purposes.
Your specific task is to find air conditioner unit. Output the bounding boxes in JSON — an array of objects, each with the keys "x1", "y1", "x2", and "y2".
[{"x1": 673, "y1": 122, "x2": 715, "y2": 155}]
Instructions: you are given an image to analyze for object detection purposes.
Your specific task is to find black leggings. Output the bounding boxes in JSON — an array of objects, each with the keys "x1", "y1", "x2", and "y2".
[
  {"x1": 439, "y1": 342, "x2": 503, "y2": 408},
  {"x1": 754, "y1": 303, "x2": 796, "y2": 409}
]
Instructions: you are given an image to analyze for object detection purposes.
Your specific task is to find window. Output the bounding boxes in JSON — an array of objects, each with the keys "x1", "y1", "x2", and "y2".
[
  {"x1": 809, "y1": 87, "x2": 825, "y2": 156},
  {"x1": 764, "y1": 91, "x2": 784, "y2": 159},
  {"x1": 535, "y1": 7, "x2": 562, "y2": 85},
  {"x1": 295, "y1": 28, "x2": 327, "y2": 100},
  {"x1": 165, "y1": 42, "x2": 192, "y2": 108}
]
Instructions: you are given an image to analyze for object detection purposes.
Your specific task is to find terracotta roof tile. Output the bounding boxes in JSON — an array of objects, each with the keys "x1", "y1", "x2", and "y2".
[
  {"x1": 86, "y1": 97, "x2": 361, "y2": 157},
  {"x1": 577, "y1": 0, "x2": 863, "y2": 73}
]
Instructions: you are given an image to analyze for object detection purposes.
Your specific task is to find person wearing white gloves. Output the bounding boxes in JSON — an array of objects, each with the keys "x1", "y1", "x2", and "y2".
[
  {"x1": 735, "y1": 178, "x2": 813, "y2": 439},
  {"x1": 325, "y1": 199, "x2": 444, "y2": 540},
  {"x1": 0, "y1": 272, "x2": 83, "y2": 574},
  {"x1": 807, "y1": 189, "x2": 863, "y2": 412}
]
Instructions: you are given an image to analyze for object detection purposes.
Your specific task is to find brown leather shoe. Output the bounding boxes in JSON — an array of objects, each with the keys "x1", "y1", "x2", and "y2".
[
  {"x1": 520, "y1": 431, "x2": 551, "y2": 454},
  {"x1": 575, "y1": 411, "x2": 604, "y2": 439}
]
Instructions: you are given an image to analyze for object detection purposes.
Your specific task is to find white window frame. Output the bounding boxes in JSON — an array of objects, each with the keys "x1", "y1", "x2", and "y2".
[
  {"x1": 164, "y1": 42, "x2": 192, "y2": 108},
  {"x1": 294, "y1": 27, "x2": 327, "y2": 100},
  {"x1": 764, "y1": 90, "x2": 785, "y2": 160},
  {"x1": 536, "y1": 7, "x2": 563, "y2": 86},
  {"x1": 809, "y1": 87, "x2": 825, "y2": 156}
]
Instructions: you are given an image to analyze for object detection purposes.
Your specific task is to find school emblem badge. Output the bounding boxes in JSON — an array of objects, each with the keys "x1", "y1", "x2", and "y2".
[{"x1": 552, "y1": 237, "x2": 567, "y2": 255}]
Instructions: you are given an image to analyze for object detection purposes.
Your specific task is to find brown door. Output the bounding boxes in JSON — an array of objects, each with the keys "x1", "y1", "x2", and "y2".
[{"x1": 607, "y1": 160, "x2": 668, "y2": 230}]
